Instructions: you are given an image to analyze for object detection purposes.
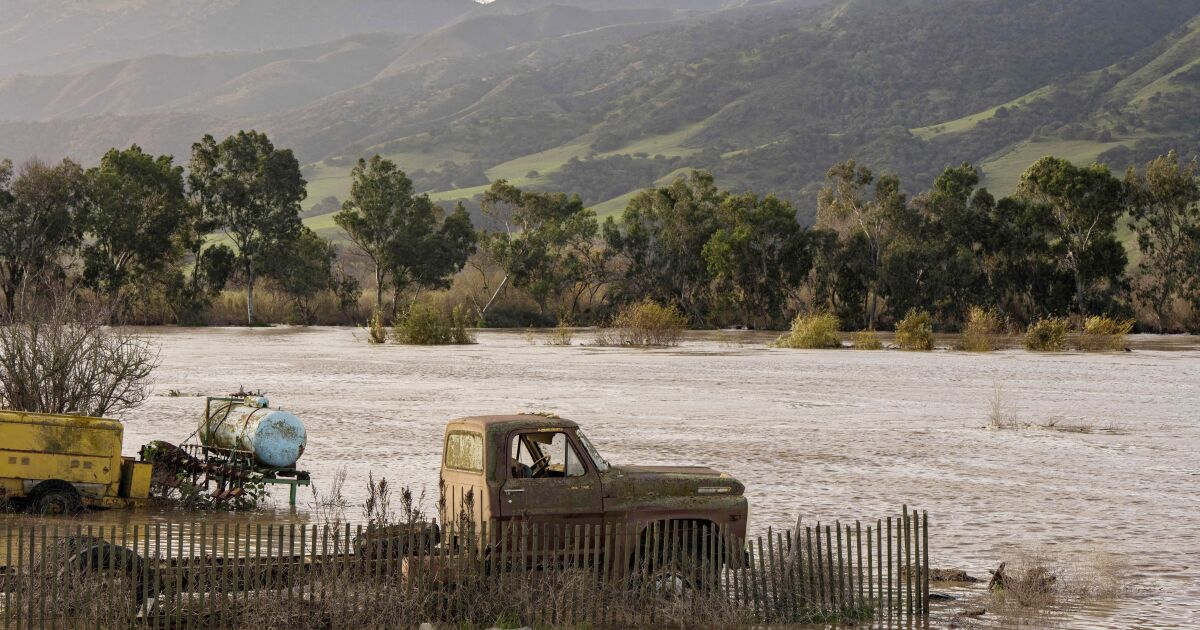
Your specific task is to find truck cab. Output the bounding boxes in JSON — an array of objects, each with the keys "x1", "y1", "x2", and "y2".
[{"x1": 439, "y1": 415, "x2": 748, "y2": 574}]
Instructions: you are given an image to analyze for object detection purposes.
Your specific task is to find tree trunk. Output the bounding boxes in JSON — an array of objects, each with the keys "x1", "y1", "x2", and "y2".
[
  {"x1": 1072, "y1": 264, "x2": 1086, "y2": 317},
  {"x1": 480, "y1": 274, "x2": 510, "y2": 320},
  {"x1": 866, "y1": 290, "x2": 878, "y2": 331},
  {"x1": 0, "y1": 281, "x2": 14, "y2": 317},
  {"x1": 375, "y1": 264, "x2": 385, "y2": 316},
  {"x1": 245, "y1": 259, "x2": 255, "y2": 326}
]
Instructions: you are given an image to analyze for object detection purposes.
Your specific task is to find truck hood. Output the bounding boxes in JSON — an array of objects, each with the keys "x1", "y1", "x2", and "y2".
[{"x1": 601, "y1": 465, "x2": 745, "y2": 501}]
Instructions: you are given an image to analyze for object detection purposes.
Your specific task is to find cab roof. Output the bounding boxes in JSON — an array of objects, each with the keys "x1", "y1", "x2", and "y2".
[{"x1": 447, "y1": 414, "x2": 579, "y2": 434}]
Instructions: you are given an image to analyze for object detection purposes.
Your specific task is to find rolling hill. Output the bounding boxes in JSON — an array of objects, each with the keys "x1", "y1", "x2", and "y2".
[
  {"x1": 0, "y1": 0, "x2": 477, "y2": 77},
  {"x1": 0, "y1": 0, "x2": 1198, "y2": 235}
]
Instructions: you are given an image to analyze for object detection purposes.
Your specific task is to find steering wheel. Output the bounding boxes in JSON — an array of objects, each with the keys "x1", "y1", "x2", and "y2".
[{"x1": 530, "y1": 453, "x2": 552, "y2": 478}]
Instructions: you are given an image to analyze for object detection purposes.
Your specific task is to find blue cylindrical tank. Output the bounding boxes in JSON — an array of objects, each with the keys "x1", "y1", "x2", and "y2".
[{"x1": 200, "y1": 397, "x2": 307, "y2": 469}]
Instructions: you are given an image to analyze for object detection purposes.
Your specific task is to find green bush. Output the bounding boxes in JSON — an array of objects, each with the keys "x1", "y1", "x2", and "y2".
[
  {"x1": 775, "y1": 312, "x2": 842, "y2": 349},
  {"x1": 895, "y1": 309, "x2": 934, "y2": 351},
  {"x1": 1077, "y1": 315, "x2": 1134, "y2": 352},
  {"x1": 851, "y1": 330, "x2": 883, "y2": 350},
  {"x1": 960, "y1": 306, "x2": 1005, "y2": 352},
  {"x1": 601, "y1": 299, "x2": 688, "y2": 347},
  {"x1": 392, "y1": 303, "x2": 475, "y2": 345},
  {"x1": 1024, "y1": 317, "x2": 1070, "y2": 351}
]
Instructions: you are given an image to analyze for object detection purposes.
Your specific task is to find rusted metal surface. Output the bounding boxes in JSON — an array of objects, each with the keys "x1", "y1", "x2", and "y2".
[
  {"x1": 0, "y1": 411, "x2": 152, "y2": 511},
  {"x1": 200, "y1": 397, "x2": 306, "y2": 469},
  {"x1": 440, "y1": 414, "x2": 750, "y2": 572}
]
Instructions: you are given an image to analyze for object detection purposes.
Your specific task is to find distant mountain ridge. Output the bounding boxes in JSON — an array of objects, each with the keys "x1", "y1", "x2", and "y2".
[
  {"x1": 0, "y1": 0, "x2": 477, "y2": 77},
  {"x1": 0, "y1": 0, "x2": 1198, "y2": 233}
]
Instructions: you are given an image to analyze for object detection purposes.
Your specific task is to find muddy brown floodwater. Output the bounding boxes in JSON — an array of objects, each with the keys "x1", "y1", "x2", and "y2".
[{"x1": 16, "y1": 327, "x2": 1200, "y2": 627}]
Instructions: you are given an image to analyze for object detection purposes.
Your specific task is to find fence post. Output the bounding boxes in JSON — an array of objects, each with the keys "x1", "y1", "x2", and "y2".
[
  {"x1": 904, "y1": 505, "x2": 913, "y2": 617},
  {"x1": 885, "y1": 517, "x2": 892, "y2": 616},
  {"x1": 910, "y1": 511, "x2": 918, "y2": 615},
  {"x1": 765, "y1": 527, "x2": 778, "y2": 621},
  {"x1": 855, "y1": 520, "x2": 864, "y2": 611},
  {"x1": 922, "y1": 511, "x2": 930, "y2": 614},
  {"x1": 866, "y1": 523, "x2": 873, "y2": 609}
]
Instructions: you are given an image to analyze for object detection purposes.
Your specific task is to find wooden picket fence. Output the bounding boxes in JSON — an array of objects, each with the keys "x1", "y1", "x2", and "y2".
[{"x1": 0, "y1": 507, "x2": 930, "y2": 629}]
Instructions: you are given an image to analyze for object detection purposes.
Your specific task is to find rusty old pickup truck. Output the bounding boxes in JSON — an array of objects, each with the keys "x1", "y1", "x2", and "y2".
[{"x1": 434, "y1": 414, "x2": 748, "y2": 579}]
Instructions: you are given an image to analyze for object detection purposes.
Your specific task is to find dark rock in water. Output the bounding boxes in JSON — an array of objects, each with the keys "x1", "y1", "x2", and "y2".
[
  {"x1": 929, "y1": 591, "x2": 956, "y2": 601},
  {"x1": 929, "y1": 568, "x2": 980, "y2": 582},
  {"x1": 956, "y1": 608, "x2": 987, "y2": 617}
]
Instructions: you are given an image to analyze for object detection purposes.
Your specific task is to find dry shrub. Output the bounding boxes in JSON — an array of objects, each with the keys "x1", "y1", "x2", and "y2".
[
  {"x1": 545, "y1": 320, "x2": 575, "y2": 346},
  {"x1": 597, "y1": 299, "x2": 688, "y2": 347},
  {"x1": 367, "y1": 308, "x2": 387, "y2": 344},
  {"x1": 895, "y1": 308, "x2": 934, "y2": 351},
  {"x1": 205, "y1": 285, "x2": 363, "y2": 326},
  {"x1": 1076, "y1": 315, "x2": 1134, "y2": 352},
  {"x1": 960, "y1": 306, "x2": 1005, "y2": 352},
  {"x1": 0, "y1": 291, "x2": 158, "y2": 419},
  {"x1": 775, "y1": 312, "x2": 841, "y2": 349},
  {"x1": 1024, "y1": 317, "x2": 1070, "y2": 352},
  {"x1": 987, "y1": 382, "x2": 1021, "y2": 430},
  {"x1": 990, "y1": 547, "x2": 1134, "y2": 618},
  {"x1": 851, "y1": 330, "x2": 883, "y2": 350}
]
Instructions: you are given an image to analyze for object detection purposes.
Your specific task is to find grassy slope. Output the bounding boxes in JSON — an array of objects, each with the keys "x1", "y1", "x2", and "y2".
[
  {"x1": 911, "y1": 85, "x2": 1057, "y2": 140},
  {"x1": 978, "y1": 139, "x2": 1134, "y2": 195},
  {"x1": 301, "y1": 114, "x2": 713, "y2": 235}
]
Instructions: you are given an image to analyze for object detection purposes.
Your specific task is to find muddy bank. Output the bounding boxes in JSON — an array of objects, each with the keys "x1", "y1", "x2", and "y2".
[{"x1": 17, "y1": 327, "x2": 1200, "y2": 627}]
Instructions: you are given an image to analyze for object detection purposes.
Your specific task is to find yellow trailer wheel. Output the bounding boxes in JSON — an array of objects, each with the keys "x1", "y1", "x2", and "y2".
[{"x1": 28, "y1": 480, "x2": 83, "y2": 515}]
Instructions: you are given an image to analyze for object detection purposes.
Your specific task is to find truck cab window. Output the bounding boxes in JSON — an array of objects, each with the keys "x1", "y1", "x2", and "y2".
[{"x1": 510, "y1": 431, "x2": 587, "y2": 479}]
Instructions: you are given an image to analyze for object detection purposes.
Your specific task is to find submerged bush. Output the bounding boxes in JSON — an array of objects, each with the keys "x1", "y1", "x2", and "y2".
[
  {"x1": 851, "y1": 330, "x2": 883, "y2": 350},
  {"x1": 449, "y1": 306, "x2": 474, "y2": 345},
  {"x1": 599, "y1": 299, "x2": 687, "y2": 347},
  {"x1": 367, "y1": 308, "x2": 387, "y2": 344},
  {"x1": 1024, "y1": 317, "x2": 1069, "y2": 352},
  {"x1": 392, "y1": 303, "x2": 474, "y2": 345},
  {"x1": 775, "y1": 312, "x2": 841, "y2": 349},
  {"x1": 895, "y1": 309, "x2": 934, "y2": 351},
  {"x1": 545, "y1": 320, "x2": 575, "y2": 346},
  {"x1": 960, "y1": 306, "x2": 1005, "y2": 352},
  {"x1": 1077, "y1": 316, "x2": 1134, "y2": 352}
]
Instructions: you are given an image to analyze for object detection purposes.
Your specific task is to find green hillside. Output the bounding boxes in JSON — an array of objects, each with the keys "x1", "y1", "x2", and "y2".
[{"x1": 2, "y1": 0, "x2": 1199, "y2": 240}]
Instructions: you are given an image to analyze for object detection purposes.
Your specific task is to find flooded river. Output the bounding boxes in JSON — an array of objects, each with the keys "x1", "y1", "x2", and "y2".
[{"x1": 9, "y1": 327, "x2": 1200, "y2": 627}]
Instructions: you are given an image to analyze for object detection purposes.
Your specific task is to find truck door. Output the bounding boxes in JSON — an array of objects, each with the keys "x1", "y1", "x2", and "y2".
[{"x1": 497, "y1": 429, "x2": 604, "y2": 539}]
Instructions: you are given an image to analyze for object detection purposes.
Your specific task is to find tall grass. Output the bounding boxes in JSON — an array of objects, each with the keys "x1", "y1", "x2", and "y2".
[
  {"x1": 545, "y1": 320, "x2": 575, "y2": 346},
  {"x1": 367, "y1": 308, "x2": 387, "y2": 344},
  {"x1": 775, "y1": 312, "x2": 842, "y2": 349},
  {"x1": 960, "y1": 306, "x2": 1005, "y2": 352},
  {"x1": 1024, "y1": 317, "x2": 1069, "y2": 352},
  {"x1": 895, "y1": 308, "x2": 934, "y2": 351},
  {"x1": 851, "y1": 330, "x2": 883, "y2": 350},
  {"x1": 1076, "y1": 316, "x2": 1134, "y2": 352},
  {"x1": 989, "y1": 546, "x2": 1134, "y2": 621},
  {"x1": 596, "y1": 299, "x2": 688, "y2": 347}
]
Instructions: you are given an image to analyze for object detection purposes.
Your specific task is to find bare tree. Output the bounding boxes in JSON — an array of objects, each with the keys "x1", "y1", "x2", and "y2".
[{"x1": 0, "y1": 285, "x2": 158, "y2": 419}]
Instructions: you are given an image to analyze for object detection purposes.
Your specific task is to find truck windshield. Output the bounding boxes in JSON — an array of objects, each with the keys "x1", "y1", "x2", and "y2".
[{"x1": 576, "y1": 430, "x2": 610, "y2": 472}]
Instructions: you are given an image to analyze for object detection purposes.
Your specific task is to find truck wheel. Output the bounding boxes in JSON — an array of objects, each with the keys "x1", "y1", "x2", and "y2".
[
  {"x1": 44, "y1": 537, "x2": 148, "y2": 619},
  {"x1": 28, "y1": 480, "x2": 82, "y2": 516},
  {"x1": 637, "y1": 524, "x2": 717, "y2": 595}
]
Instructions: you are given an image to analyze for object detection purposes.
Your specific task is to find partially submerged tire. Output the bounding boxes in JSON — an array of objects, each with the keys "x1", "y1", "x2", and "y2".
[
  {"x1": 636, "y1": 522, "x2": 720, "y2": 595},
  {"x1": 27, "y1": 480, "x2": 82, "y2": 516},
  {"x1": 42, "y1": 536, "x2": 148, "y2": 619}
]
